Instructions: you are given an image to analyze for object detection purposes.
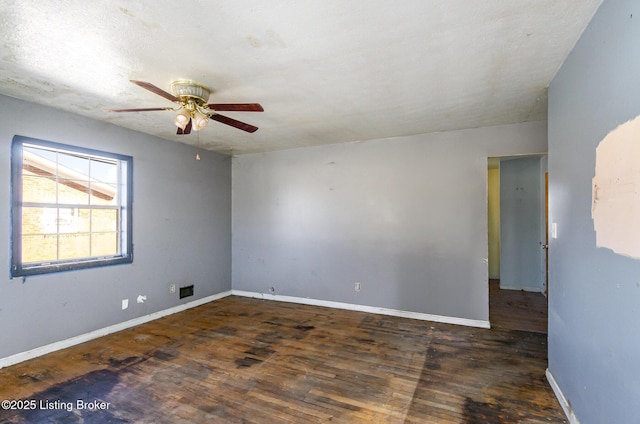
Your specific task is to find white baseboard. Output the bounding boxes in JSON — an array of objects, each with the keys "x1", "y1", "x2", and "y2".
[
  {"x1": 546, "y1": 368, "x2": 580, "y2": 424},
  {"x1": 500, "y1": 284, "x2": 544, "y2": 293},
  {"x1": 231, "y1": 290, "x2": 491, "y2": 329},
  {"x1": 0, "y1": 290, "x2": 233, "y2": 369}
]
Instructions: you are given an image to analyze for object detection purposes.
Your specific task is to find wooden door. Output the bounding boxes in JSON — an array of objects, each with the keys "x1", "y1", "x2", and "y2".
[{"x1": 545, "y1": 172, "x2": 549, "y2": 300}]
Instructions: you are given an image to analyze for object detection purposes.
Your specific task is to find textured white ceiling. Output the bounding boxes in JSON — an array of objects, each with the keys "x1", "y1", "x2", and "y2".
[{"x1": 0, "y1": 0, "x2": 602, "y2": 155}]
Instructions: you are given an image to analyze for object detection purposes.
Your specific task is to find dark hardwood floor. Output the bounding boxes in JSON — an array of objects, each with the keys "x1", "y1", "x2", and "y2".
[
  {"x1": 489, "y1": 278, "x2": 548, "y2": 333},
  {"x1": 0, "y1": 292, "x2": 563, "y2": 423}
]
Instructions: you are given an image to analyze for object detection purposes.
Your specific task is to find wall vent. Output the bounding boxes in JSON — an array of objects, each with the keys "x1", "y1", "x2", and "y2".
[{"x1": 179, "y1": 285, "x2": 194, "y2": 299}]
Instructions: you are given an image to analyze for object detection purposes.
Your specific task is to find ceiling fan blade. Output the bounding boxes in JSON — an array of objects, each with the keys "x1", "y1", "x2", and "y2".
[
  {"x1": 105, "y1": 107, "x2": 172, "y2": 112},
  {"x1": 211, "y1": 114, "x2": 259, "y2": 133},
  {"x1": 207, "y1": 103, "x2": 264, "y2": 112},
  {"x1": 130, "y1": 80, "x2": 180, "y2": 103}
]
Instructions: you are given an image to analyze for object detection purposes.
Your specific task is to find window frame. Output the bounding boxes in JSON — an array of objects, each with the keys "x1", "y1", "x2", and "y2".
[{"x1": 10, "y1": 135, "x2": 133, "y2": 277}]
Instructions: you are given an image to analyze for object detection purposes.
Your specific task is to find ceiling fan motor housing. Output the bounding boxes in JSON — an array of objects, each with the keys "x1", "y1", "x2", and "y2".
[{"x1": 171, "y1": 80, "x2": 211, "y2": 105}]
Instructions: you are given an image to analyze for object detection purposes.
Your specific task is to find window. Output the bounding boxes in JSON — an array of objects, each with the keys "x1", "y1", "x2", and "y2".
[{"x1": 10, "y1": 136, "x2": 133, "y2": 277}]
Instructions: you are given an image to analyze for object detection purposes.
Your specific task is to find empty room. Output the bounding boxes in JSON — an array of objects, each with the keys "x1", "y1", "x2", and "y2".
[{"x1": 1, "y1": 1, "x2": 638, "y2": 423}]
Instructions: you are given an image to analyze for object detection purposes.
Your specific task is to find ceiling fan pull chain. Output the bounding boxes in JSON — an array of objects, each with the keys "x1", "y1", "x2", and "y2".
[{"x1": 196, "y1": 131, "x2": 201, "y2": 161}]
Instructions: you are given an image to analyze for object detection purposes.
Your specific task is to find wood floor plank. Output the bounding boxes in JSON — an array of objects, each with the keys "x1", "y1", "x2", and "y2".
[{"x1": 0, "y1": 293, "x2": 564, "y2": 423}]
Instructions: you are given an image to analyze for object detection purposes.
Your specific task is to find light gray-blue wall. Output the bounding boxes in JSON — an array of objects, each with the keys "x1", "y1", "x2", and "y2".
[
  {"x1": 499, "y1": 156, "x2": 546, "y2": 292},
  {"x1": 548, "y1": 0, "x2": 640, "y2": 422},
  {"x1": 0, "y1": 95, "x2": 232, "y2": 360},
  {"x1": 232, "y1": 121, "x2": 547, "y2": 322}
]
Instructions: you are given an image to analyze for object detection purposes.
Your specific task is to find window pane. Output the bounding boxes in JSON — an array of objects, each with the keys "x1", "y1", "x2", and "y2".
[
  {"x1": 91, "y1": 159, "x2": 118, "y2": 184},
  {"x1": 92, "y1": 232, "x2": 118, "y2": 256},
  {"x1": 55, "y1": 208, "x2": 83, "y2": 234},
  {"x1": 22, "y1": 207, "x2": 67, "y2": 235},
  {"x1": 92, "y1": 209, "x2": 117, "y2": 232},
  {"x1": 89, "y1": 183, "x2": 118, "y2": 206},
  {"x1": 58, "y1": 179, "x2": 90, "y2": 204},
  {"x1": 22, "y1": 207, "x2": 47, "y2": 235},
  {"x1": 22, "y1": 234, "x2": 58, "y2": 263},
  {"x1": 58, "y1": 151, "x2": 89, "y2": 175},
  {"x1": 58, "y1": 233, "x2": 90, "y2": 259},
  {"x1": 24, "y1": 146, "x2": 56, "y2": 162},
  {"x1": 22, "y1": 174, "x2": 57, "y2": 203}
]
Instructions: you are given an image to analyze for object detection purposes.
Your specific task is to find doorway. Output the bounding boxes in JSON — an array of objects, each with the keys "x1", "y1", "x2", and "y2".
[{"x1": 488, "y1": 155, "x2": 548, "y2": 333}]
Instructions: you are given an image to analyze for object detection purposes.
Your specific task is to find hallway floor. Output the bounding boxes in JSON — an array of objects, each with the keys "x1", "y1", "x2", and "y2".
[{"x1": 489, "y1": 278, "x2": 548, "y2": 333}]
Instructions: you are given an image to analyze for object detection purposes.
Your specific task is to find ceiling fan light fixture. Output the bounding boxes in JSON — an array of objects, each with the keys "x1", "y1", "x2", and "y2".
[
  {"x1": 174, "y1": 108, "x2": 191, "y2": 130},
  {"x1": 192, "y1": 109, "x2": 210, "y2": 131}
]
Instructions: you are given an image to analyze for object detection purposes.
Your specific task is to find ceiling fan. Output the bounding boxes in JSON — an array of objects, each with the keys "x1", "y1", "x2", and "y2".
[{"x1": 106, "y1": 80, "x2": 263, "y2": 134}]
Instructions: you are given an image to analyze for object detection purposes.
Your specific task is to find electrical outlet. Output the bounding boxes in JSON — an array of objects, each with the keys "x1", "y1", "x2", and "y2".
[
  {"x1": 170, "y1": 284, "x2": 176, "y2": 293},
  {"x1": 355, "y1": 282, "x2": 361, "y2": 292}
]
